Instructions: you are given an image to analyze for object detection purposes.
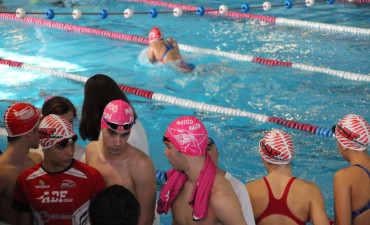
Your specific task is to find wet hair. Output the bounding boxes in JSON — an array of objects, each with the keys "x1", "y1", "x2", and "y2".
[
  {"x1": 89, "y1": 185, "x2": 140, "y2": 225},
  {"x1": 79, "y1": 74, "x2": 137, "y2": 141},
  {"x1": 42, "y1": 96, "x2": 76, "y2": 118}
]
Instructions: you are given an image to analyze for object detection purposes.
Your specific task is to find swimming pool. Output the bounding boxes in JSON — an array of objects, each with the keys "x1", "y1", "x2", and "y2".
[{"x1": 0, "y1": 0, "x2": 369, "y2": 223}]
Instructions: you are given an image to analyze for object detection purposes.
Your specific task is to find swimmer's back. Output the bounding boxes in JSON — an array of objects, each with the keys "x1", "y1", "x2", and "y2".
[
  {"x1": 149, "y1": 38, "x2": 181, "y2": 63},
  {"x1": 247, "y1": 176, "x2": 328, "y2": 225}
]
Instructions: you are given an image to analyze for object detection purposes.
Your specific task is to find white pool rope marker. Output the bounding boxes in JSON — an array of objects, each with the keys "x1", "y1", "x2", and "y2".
[
  {"x1": 125, "y1": 0, "x2": 370, "y2": 37},
  {"x1": 0, "y1": 13, "x2": 368, "y2": 82}
]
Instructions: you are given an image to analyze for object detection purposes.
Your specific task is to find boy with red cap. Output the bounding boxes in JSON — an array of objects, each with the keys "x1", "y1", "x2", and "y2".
[
  {"x1": 85, "y1": 100, "x2": 156, "y2": 225},
  {"x1": 332, "y1": 114, "x2": 370, "y2": 225},
  {"x1": 147, "y1": 27, "x2": 194, "y2": 73},
  {"x1": 246, "y1": 129, "x2": 329, "y2": 225},
  {"x1": 0, "y1": 102, "x2": 42, "y2": 224},
  {"x1": 12, "y1": 114, "x2": 105, "y2": 225},
  {"x1": 157, "y1": 116, "x2": 247, "y2": 225}
]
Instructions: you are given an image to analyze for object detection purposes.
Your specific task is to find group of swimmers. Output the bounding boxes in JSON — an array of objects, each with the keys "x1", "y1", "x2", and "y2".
[{"x1": 0, "y1": 73, "x2": 369, "y2": 225}]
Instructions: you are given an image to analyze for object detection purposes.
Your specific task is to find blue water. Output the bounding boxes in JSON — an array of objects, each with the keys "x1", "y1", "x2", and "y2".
[{"x1": 0, "y1": 0, "x2": 369, "y2": 224}]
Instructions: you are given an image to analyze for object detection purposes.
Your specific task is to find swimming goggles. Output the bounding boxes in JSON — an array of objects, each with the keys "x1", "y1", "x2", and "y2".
[
  {"x1": 163, "y1": 135, "x2": 214, "y2": 147},
  {"x1": 332, "y1": 124, "x2": 365, "y2": 146},
  {"x1": 163, "y1": 135, "x2": 170, "y2": 144},
  {"x1": 207, "y1": 137, "x2": 214, "y2": 147},
  {"x1": 103, "y1": 116, "x2": 135, "y2": 131},
  {"x1": 56, "y1": 135, "x2": 78, "y2": 148}
]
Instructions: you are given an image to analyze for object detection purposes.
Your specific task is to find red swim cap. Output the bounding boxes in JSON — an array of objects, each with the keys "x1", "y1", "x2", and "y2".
[
  {"x1": 149, "y1": 27, "x2": 162, "y2": 43},
  {"x1": 3, "y1": 102, "x2": 41, "y2": 137}
]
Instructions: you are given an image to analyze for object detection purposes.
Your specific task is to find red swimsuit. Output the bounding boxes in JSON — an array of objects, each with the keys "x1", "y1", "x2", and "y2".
[{"x1": 255, "y1": 177, "x2": 306, "y2": 225}]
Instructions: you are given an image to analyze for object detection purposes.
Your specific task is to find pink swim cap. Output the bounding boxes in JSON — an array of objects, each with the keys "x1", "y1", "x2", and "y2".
[
  {"x1": 334, "y1": 114, "x2": 370, "y2": 151},
  {"x1": 149, "y1": 27, "x2": 162, "y2": 43},
  {"x1": 44, "y1": 96, "x2": 55, "y2": 103},
  {"x1": 3, "y1": 102, "x2": 41, "y2": 137},
  {"x1": 101, "y1": 100, "x2": 135, "y2": 132},
  {"x1": 259, "y1": 129, "x2": 294, "y2": 165},
  {"x1": 165, "y1": 116, "x2": 208, "y2": 157},
  {"x1": 39, "y1": 114, "x2": 76, "y2": 149}
]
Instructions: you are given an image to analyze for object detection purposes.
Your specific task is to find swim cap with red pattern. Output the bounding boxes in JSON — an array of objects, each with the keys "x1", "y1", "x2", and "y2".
[
  {"x1": 335, "y1": 114, "x2": 370, "y2": 151},
  {"x1": 3, "y1": 102, "x2": 41, "y2": 137},
  {"x1": 165, "y1": 116, "x2": 208, "y2": 157},
  {"x1": 39, "y1": 114, "x2": 76, "y2": 149},
  {"x1": 149, "y1": 27, "x2": 162, "y2": 43},
  {"x1": 259, "y1": 129, "x2": 294, "y2": 165}
]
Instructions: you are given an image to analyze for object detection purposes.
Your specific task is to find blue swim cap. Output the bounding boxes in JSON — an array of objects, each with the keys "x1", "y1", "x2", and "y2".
[{"x1": 186, "y1": 63, "x2": 195, "y2": 70}]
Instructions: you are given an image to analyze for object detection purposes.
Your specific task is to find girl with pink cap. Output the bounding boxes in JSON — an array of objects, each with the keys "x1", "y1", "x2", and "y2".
[
  {"x1": 147, "y1": 27, "x2": 194, "y2": 73},
  {"x1": 246, "y1": 129, "x2": 330, "y2": 225},
  {"x1": 332, "y1": 114, "x2": 370, "y2": 225}
]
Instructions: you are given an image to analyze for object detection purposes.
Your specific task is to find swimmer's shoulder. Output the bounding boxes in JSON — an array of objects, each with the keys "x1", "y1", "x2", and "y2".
[{"x1": 86, "y1": 141, "x2": 102, "y2": 154}]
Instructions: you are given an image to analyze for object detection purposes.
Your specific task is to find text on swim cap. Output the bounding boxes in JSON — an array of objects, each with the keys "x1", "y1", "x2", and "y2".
[
  {"x1": 14, "y1": 106, "x2": 36, "y2": 120},
  {"x1": 176, "y1": 118, "x2": 194, "y2": 125},
  {"x1": 106, "y1": 102, "x2": 118, "y2": 112},
  {"x1": 103, "y1": 112, "x2": 112, "y2": 120},
  {"x1": 39, "y1": 128, "x2": 56, "y2": 139},
  {"x1": 336, "y1": 125, "x2": 363, "y2": 145},
  {"x1": 125, "y1": 107, "x2": 133, "y2": 115},
  {"x1": 261, "y1": 140, "x2": 281, "y2": 158},
  {"x1": 188, "y1": 123, "x2": 201, "y2": 131}
]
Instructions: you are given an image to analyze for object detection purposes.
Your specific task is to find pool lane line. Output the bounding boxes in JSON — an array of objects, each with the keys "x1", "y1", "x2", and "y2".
[
  {"x1": 1, "y1": 13, "x2": 368, "y2": 82},
  {"x1": 0, "y1": 57, "x2": 335, "y2": 138},
  {"x1": 124, "y1": 0, "x2": 370, "y2": 37}
]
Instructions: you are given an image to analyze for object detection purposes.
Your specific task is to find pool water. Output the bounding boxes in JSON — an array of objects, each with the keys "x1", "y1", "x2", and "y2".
[{"x1": 0, "y1": 0, "x2": 369, "y2": 224}]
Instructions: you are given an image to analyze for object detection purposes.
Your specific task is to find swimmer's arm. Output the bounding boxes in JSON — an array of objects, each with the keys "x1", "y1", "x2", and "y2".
[
  {"x1": 333, "y1": 170, "x2": 352, "y2": 225},
  {"x1": 212, "y1": 188, "x2": 248, "y2": 225},
  {"x1": 85, "y1": 142, "x2": 98, "y2": 164},
  {"x1": 308, "y1": 183, "x2": 330, "y2": 225},
  {"x1": 131, "y1": 156, "x2": 156, "y2": 225},
  {"x1": 148, "y1": 45, "x2": 156, "y2": 63}
]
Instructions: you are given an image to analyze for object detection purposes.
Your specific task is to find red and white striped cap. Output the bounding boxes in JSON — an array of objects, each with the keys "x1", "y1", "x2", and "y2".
[
  {"x1": 259, "y1": 129, "x2": 294, "y2": 165},
  {"x1": 335, "y1": 114, "x2": 370, "y2": 151},
  {"x1": 39, "y1": 114, "x2": 76, "y2": 149}
]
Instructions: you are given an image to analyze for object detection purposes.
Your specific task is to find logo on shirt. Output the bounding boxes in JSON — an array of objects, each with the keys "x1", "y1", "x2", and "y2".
[
  {"x1": 36, "y1": 191, "x2": 73, "y2": 203},
  {"x1": 35, "y1": 180, "x2": 50, "y2": 189},
  {"x1": 40, "y1": 211, "x2": 73, "y2": 223},
  {"x1": 61, "y1": 179, "x2": 76, "y2": 188}
]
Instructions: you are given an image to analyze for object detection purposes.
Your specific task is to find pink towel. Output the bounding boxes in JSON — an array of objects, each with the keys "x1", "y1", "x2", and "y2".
[{"x1": 157, "y1": 154, "x2": 216, "y2": 220}]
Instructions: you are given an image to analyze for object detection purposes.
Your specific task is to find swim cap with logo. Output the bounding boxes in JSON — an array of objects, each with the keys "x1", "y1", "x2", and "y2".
[
  {"x1": 259, "y1": 129, "x2": 294, "y2": 165},
  {"x1": 39, "y1": 114, "x2": 76, "y2": 149},
  {"x1": 3, "y1": 102, "x2": 41, "y2": 137},
  {"x1": 334, "y1": 114, "x2": 370, "y2": 151},
  {"x1": 101, "y1": 100, "x2": 135, "y2": 132},
  {"x1": 165, "y1": 116, "x2": 208, "y2": 157},
  {"x1": 149, "y1": 27, "x2": 162, "y2": 43}
]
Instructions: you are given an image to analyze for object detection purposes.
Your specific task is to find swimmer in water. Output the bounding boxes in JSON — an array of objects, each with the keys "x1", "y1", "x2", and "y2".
[{"x1": 147, "y1": 27, "x2": 194, "y2": 73}]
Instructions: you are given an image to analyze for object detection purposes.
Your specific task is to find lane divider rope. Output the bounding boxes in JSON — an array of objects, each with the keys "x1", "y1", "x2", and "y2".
[
  {"x1": 125, "y1": 0, "x2": 370, "y2": 36},
  {"x1": 0, "y1": 13, "x2": 368, "y2": 82},
  {"x1": 0, "y1": 57, "x2": 335, "y2": 137}
]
